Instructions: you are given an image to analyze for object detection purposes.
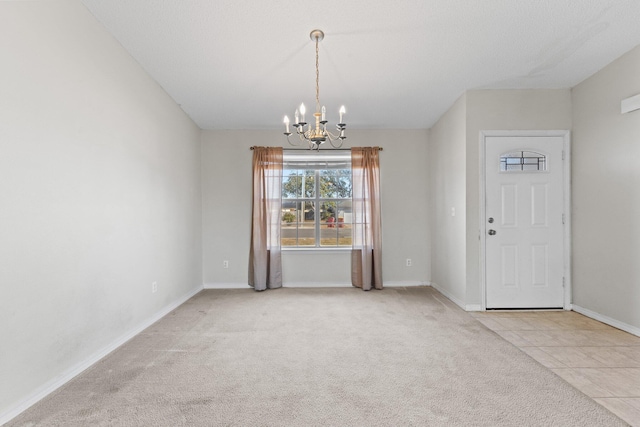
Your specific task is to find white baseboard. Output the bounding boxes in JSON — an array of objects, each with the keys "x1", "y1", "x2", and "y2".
[
  {"x1": 572, "y1": 305, "x2": 640, "y2": 338},
  {"x1": 284, "y1": 281, "x2": 429, "y2": 288},
  {"x1": 430, "y1": 283, "x2": 483, "y2": 311},
  {"x1": 204, "y1": 282, "x2": 351, "y2": 289},
  {"x1": 430, "y1": 282, "x2": 466, "y2": 310},
  {"x1": 384, "y1": 281, "x2": 430, "y2": 287},
  {"x1": 285, "y1": 282, "x2": 351, "y2": 288},
  {"x1": 0, "y1": 285, "x2": 202, "y2": 426},
  {"x1": 204, "y1": 281, "x2": 430, "y2": 289},
  {"x1": 203, "y1": 282, "x2": 250, "y2": 289}
]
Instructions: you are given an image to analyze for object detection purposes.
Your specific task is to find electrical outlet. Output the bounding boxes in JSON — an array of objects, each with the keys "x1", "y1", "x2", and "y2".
[
  {"x1": 152, "y1": 281, "x2": 158, "y2": 293},
  {"x1": 223, "y1": 260, "x2": 229, "y2": 269},
  {"x1": 406, "y1": 259, "x2": 412, "y2": 267}
]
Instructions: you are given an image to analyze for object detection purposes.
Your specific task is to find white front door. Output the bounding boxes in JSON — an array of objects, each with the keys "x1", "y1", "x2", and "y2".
[{"x1": 484, "y1": 134, "x2": 567, "y2": 309}]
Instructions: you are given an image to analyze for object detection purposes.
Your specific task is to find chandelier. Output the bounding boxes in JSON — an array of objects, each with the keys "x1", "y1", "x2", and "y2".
[{"x1": 283, "y1": 29, "x2": 346, "y2": 150}]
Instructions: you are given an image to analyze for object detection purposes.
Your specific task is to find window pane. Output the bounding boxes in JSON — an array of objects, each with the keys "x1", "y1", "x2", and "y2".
[
  {"x1": 320, "y1": 201, "x2": 352, "y2": 247},
  {"x1": 282, "y1": 170, "x2": 301, "y2": 198},
  {"x1": 336, "y1": 200, "x2": 352, "y2": 247},
  {"x1": 336, "y1": 200, "x2": 351, "y2": 224},
  {"x1": 500, "y1": 151, "x2": 547, "y2": 172},
  {"x1": 338, "y1": 226, "x2": 352, "y2": 247},
  {"x1": 281, "y1": 202, "x2": 316, "y2": 247},
  {"x1": 281, "y1": 223, "x2": 296, "y2": 247},
  {"x1": 319, "y1": 223, "x2": 352, "y2": 247},
  {"x1": 320, "y1": 226, "x2": 338, "y2": 246},
  {"x1": 290, "y1": 200, "x2": 315, "y2": 247},
  {"x1": 281, "y1": 202, "x2": 297, "y2": 224},
  {"x1": 320, "y1": 201, "x2": 338, "y2": 247},
  {"x1": 298, "y1": 221, "x2": 315, "y2": 247},
  {"x1": 303, "y1": 170, "x2": 315, "y2": 197},
  {"x1": 319, "y1": 169, "x2": 352, "y2": 198},
  {"x1": 281, "y1": 202, "x2": 299, "y2": 247},
  {"x1": 282, "y1": 221, "x2": 316, "y2": 247},
  {"x1": 320, "y1": 201, "x2": 336, "y2": 223},
  {"x1": 319, "y1": 201, "x2": 351, "y2": 227},
  {"x1": 283, "y1": 170, "x2": 317, "y2": 198},
  {"x1": 301, "y1": 200, "x2": 315, "y2": 222}
]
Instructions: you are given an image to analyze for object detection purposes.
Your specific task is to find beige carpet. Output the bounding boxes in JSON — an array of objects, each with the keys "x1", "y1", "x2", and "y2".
[{"x1": 8, "y1": 287, "x2": 627, "y2": 426}]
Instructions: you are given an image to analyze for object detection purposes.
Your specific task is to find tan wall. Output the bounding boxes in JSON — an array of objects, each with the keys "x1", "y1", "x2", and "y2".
[
  {"x1": 0, "y1": 1, "x2": 201, "y2": 417},
  {"x1": 201, "y1": 129, "x2": 430, "y2": 287},
  {"x1": 571, "y1": 45, "x2": 640, "y2": 329},
  {"x1": 428, "y1": 94, "x2": 468, "y2": 305}
]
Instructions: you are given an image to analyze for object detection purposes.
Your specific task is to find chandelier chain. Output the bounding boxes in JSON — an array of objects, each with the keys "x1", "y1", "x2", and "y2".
[{"x1": 315, "y1": 35, "x2": 320, "y2": 112}]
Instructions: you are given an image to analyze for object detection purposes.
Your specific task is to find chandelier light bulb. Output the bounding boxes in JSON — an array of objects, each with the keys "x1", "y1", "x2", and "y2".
[
  {"x1": 321, "y1": 105, "x2": 326, "y2": 121},
  {"x1": 339, "y1": 105, "x2": 346, "y2": 123},
  {"x1": 284, "y1": 115, "x2": 290, "y2": 133},
  {"x1": 294, "y1": 109, "x2": 299, "y2": 124},
  {"x1": 299, "y1": 103, "x2": 306, "y2": 122}
]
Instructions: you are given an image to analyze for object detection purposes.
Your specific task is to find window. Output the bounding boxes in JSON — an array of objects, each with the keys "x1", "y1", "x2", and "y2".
[
  {"x1": 281, "y1": 152, "x2": 352, "y2": 248},
  {"x1": 500, "y1": 151, "x2": 547, "y2": 172}
]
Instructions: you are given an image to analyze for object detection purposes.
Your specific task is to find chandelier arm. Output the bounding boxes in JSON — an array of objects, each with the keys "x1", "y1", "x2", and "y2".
[
  {"x1": 328, "y1": 139, "x2": 344, "y2": 149},
  {"x1": 286, "y1": 133, "x2": 302, "y2": 146}
]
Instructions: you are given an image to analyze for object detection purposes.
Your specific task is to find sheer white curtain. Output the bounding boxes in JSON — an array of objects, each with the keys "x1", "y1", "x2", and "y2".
[
  {"x1": 248, "y1": 147, "x2": 283, "y2": 291},
  {"x1": 351, "y1": 147, "x2": 383, "y2": 290}
]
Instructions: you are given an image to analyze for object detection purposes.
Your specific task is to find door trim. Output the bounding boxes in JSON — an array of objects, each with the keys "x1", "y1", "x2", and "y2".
[{"x1": 479, "y1": 130, "x2": 571, "y2": 311}]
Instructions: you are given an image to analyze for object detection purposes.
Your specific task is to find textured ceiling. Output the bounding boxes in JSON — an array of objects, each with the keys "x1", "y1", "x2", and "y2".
[{"x1": 81, "y1": 0, "x2": 640, "y2": 130}]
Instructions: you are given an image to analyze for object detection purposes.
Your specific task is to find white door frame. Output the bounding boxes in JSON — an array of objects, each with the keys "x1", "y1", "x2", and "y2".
[{"x1": 479, "y1": 130, "x2": 572, "y2": 311}]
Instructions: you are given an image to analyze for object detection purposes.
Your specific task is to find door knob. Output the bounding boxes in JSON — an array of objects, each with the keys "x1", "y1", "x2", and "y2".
[{"x1": 488, "y1": 229, "x2": 497, "y2": 236}]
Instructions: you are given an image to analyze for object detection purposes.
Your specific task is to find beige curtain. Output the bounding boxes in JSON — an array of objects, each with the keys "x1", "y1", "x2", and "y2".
[
  {"x1": 248, "y1": 147, "x2": 283, "y2": 291},
  {"x1": 351, "y1": 147, "x2": 383, "y2": 290}
]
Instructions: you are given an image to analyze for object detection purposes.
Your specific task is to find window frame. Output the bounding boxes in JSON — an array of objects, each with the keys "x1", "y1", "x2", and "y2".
[{"x1": 281, "y1": 152, "x2": 352, "y2": 250}]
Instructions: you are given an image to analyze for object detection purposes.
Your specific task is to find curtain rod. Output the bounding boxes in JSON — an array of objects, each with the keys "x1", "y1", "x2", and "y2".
[{"x1": 250, "y1": 146, "x2": 382, "y2": 151}]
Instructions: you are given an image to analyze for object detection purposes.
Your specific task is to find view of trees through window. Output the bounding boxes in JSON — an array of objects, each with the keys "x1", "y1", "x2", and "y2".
[{"x1": 282, "y1": 168, "x2": 352, "y2": 247}]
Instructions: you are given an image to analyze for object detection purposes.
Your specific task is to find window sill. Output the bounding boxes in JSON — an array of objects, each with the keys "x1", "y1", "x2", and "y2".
[{"x1": 282, "y1": 247, "x2": 352, "y2": 253}]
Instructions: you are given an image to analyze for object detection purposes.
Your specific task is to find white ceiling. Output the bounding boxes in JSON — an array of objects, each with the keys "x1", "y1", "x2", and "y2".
[{"x1": 81, "y1": 0, "x2": 640, "y2": 130}]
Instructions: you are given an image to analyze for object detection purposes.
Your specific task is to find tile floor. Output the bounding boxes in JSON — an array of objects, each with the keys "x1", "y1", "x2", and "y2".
[{"x1": 471, "y1": 310, "x2": 640, "y2": 426}]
